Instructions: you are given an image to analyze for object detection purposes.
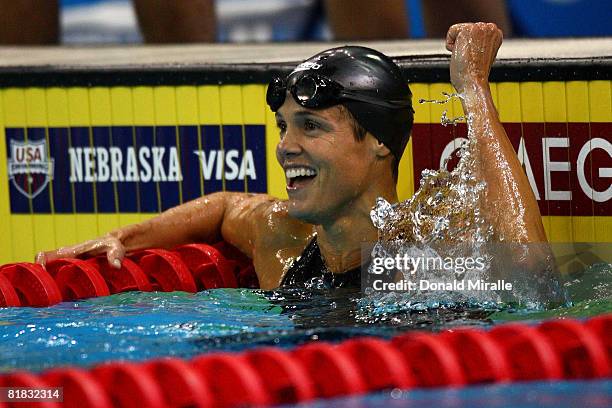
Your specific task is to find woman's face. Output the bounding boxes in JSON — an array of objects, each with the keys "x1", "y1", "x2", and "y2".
[{"x1": 275, "y1": 97, "x2": 379, "y2": 225}]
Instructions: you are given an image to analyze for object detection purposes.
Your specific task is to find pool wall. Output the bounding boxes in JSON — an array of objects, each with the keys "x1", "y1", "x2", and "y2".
[{"x1": 0, "y1": 40, "x2": 610, "y2": 264}]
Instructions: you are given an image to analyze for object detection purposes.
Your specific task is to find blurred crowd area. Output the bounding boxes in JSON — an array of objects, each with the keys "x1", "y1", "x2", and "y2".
[{"x1": 0, "y1": 0, "x2": 610, "y2": 45}]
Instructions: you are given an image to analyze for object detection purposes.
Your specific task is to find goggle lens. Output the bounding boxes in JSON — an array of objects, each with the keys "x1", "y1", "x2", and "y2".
[
  {"x1": 267, "y1": 73, "x2": 408, "y2": 111},
  {"x1": 266, "y1": 76, "x2": 287, "y2": 112},
  {"x1": 294, "y1": 76, "x2": 319, "y2": 105},
  {"x1": 267, "y1": 74, "x2": 336, "y2": 111}
]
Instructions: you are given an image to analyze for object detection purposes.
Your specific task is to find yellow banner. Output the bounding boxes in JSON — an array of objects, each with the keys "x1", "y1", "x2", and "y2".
[{"x1": 1, "y1": 80, "x2": 610, "y2": 264}]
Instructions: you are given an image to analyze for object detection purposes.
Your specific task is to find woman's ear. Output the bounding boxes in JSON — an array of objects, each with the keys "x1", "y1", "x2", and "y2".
[{"x1": 372, "y1": 139, "x2": 392, "y2": 158}]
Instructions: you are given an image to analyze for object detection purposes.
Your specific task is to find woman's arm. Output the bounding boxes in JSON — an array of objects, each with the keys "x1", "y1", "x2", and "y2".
[
  {"x1": 35, "y1": 192, "x2": 274, "y2": 268},
  {"x1": 447, "y1": 23, "x2": 547, "y2": 242}
]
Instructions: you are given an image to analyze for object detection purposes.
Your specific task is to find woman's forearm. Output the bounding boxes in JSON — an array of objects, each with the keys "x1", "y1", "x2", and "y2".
[
  {"x1": 37, "y1": 192, "x2": 236, "y2": 266},
  {"x1": 462, "y1": 83, "x2": 547, "y2": 242},
  {"x1": 109, "y1": 192, "x2": 230, "y2": 252}
]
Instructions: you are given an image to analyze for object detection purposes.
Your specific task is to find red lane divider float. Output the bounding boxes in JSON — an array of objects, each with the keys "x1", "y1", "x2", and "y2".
[
  {"x1": 0, "y1": 316, "x2": 609, "y2": 408},
  {"x1": 537, "y1": 319, "x2": 610, "y2": 378},
  {"x1": 489, "y1": 323, "x2": 564, "y2": 380},
  {"x1": 174, "y1": 244, "x2": 238, "y2": 290},
  {"x1": 0, "y1": 263, "x2": 62, "y2": 307},
  {"x1": 144, "y1": 358, "x2": 214, "y2": 408},
  {"x1": 586, "y1": 315, "x2": 612, "y2": 366},
  {"x1": 213, "y1": 242, "x2": 259, "y2": 289},
  {"x1": 192, "y1": 353, "x2": 270, "y2": 408},
  {"x1": 0, "y1": 272, "x2": 20, "y2": 307},
  {"x1": 292, "y1": 342, "x2": 367, "y2": 398},
  {"x1": 391, "y1": 332, "x2": 466, "y2": 386},
  {"x1": 92, "y1": 363, "x2": 166, "y2": 408},
  {"x1": 438, "y1": 328, "x2": 512, "y2": 383},
  {"x1": 0, "y1": 242, "x2": 258, "y2": 308},
  {"x1": 339, "y1": 337, "x2": 415, "y2": 391},
  {"x1": 86, "y1": 257, "x2": 152, "y2": 294},
  {"x1": 46, "y1": 259, "x2": 110, "y2": 301},
  {"x1": 244, "y1": 347, "x2": 315, "y2": 404},
  {"x1": 42, "y1": 368, "x2": 113, "y2": 408},
  {"x1": 130, "y1": 249, "x2": 197, "y2": 293}
]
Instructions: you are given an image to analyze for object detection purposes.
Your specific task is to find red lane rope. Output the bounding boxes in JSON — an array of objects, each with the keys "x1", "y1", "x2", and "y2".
[
  {"x1": 438, "y1": 329, "x2": 512, "y2": 383},
  {"x1": 292, "y1": 342, "x2": 367, "y2": 398},
  {"x1": 489, "y1": 324, "x2": 564, "y2": 380},
  {"x1": 0, "y1": 272, "x2": 20, "y2": 307},
  {"x1": 192, "y1": 353, "x2": 271, "y2": 408},
  {"x1": 130, "y1": 249, "x2": 198, "y2": 293},
  {"x1": 87, "y1": 257, "x2": 152, "y2": 294},
  {"x1": 175, "y1": 244, "x2": 238, "y2": 290},
  {"x1": 0, "y1": 263, "x2": 62, "y2": 307},
  {"x1": 586, "y1": 315, "x2": 612, "y2": 365},
  {"x1": 144, "y1": 358, "x2": 214, "y2": 408},
  {"x1": 244, "y1": 347, "x2": 316, "y2": 404},
  {"x1": 47, "y1": 259, "x2": 110, "y2": 300},
  {"x1": 537, "y1": 319, "x2": 610, "y2": 378},
  {"x1": 339, "y1": 337, "x2": 415, "y2": 390},
  {"x1": 92, "y1": 363, "x2": 166, "y2": 408},
  {"x1": 0, "y1": 242, "x2": 257, "y2": 307},
  {"x1": 42, "y1": 368, "x2": 113, "y2": 408},
  {"x1": 0, "y1": 316, "x2": 609, "y2": 407},
  {"x1": 392, "y1": 331, "x2": 466, "y2": 386}
]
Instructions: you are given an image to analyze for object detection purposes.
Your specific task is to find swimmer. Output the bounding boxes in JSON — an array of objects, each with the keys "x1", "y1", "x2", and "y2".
[{"x1": 36, "y1": 23, "x2": 547, "y2": 290}]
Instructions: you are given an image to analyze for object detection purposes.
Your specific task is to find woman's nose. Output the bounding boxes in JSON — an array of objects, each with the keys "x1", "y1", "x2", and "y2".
[{"x1": 277, "y1": 130, "x2": 302, "y2": 159}]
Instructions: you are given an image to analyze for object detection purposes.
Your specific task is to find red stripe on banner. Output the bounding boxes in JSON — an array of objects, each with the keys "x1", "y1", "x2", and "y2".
[
  {"x1": 544, "y1": 122, "x2": 571, "y2": 217},
  {"x1": 568, "y1": 123, "x2": 594, "y2": 217},
  {"x1": 522, "y1": 122, "x2": 548, "y2": 215},
  {"x1": 428, "y1": 121, "x2": 456, "y2": 172},
  {"x1": 410, "y1": 124, "x2": 435, "y2": 188},
  {"x1": 590, "y1": 123, "x2": 612, "y2": 216},
  {"x1": 410, "y1": 122, "x2": 612, "y2": 216}
]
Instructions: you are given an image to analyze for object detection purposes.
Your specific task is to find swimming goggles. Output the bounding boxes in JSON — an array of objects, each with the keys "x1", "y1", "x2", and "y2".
[{"x1": 266, "y1": 73, "x2": 412, "y2": 112}]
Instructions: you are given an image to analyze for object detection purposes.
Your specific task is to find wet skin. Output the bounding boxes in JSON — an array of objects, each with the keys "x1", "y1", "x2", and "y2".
[
  {"x1": 446, "y1": 22, "x2": 546, "y2": 243},
  {"x1": 36, "y1": 23, "x2": 547, "y2": 290}
]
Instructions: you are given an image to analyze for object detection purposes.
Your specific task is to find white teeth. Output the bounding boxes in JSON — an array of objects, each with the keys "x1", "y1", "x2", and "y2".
[{"x1": 285, "y1": 167, "x2": 316, "y2": 179}]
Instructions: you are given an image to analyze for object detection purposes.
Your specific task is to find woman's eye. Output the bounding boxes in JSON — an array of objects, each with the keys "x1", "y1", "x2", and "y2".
[
  {"x1": 276, "y1": 122, "x2": 287, "y2": 136},
  {"x1": 304, "y1": 119, "x2": 320, "y2": 131}
]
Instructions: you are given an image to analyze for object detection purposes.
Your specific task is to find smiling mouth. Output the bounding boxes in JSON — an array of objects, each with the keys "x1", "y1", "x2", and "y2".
[{"x1": 285, "y1": 167, "x2": 317, "y2": 190}]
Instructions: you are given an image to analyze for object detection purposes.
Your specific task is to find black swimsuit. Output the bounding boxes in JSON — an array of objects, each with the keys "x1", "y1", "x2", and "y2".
[{"x1": 280, "y1": 237, "x2": 362, "y2": 288}]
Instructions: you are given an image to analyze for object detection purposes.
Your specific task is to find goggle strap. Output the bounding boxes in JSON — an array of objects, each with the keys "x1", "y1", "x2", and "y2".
[
  {"x1": 339, "y1": 90, "x2": 412, "y2": 110},
  {"x1": 267, "y1": 74, "x2": 412, "y2": 112}
]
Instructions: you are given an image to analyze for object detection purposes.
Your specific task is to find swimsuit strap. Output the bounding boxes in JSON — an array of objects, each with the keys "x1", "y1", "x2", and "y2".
[{"x1": 280, "y1": 236, "x2": 362, "y2": 288}]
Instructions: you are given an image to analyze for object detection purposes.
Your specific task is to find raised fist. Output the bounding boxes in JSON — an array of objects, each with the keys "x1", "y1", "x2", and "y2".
[{"x1": 446, "y1": 22, "x2": 503, "y2": 94}]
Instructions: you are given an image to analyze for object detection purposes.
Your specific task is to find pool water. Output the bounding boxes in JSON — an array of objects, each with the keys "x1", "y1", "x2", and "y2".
[
  {"x1": 284, "y1": 380, "x2": 612, "y2": 408},
  {"x1": 0, "y1": 262, "x2": 610, "y2": 407},
  {"x1": 0, "y1": 287, "x2": 491, "y2": 372}
]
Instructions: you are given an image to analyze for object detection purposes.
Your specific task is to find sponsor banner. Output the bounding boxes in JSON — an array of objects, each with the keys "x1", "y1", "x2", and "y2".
[
  {"x1": 0, "y1": 81, "x2": 610, "y2": 266},
  {"x1": 5, "y1": 125, "x2": 267, "y2": 214},
  {"x1": 5, "y1": 122, "x2": 611, "y2": 216},
  {"x1": 411, "y1": 122, "x2": 612, "y2": 216}
]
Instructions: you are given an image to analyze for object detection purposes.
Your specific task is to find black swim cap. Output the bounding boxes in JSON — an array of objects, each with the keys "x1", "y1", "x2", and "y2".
[{"x1": 268, "y1": 46, "x2": 414, "y2": 161}]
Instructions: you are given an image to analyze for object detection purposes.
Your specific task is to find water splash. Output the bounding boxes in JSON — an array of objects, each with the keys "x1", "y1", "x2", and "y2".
[
  {"x1": 363, "y1": 95, "x2": 567, "y2": 317},
  {"x1": 441, "y1": 110, "x2": 466, "y2": 126},
  {"x1": 378, "y1": 112, "x2": 490, "y2": 245},
  {"x1": 418, "y1": 91, "x2": 462, "y2": 105},
  {"x1": 419, "y1": 92, "x2": 466, "y2": 126}
]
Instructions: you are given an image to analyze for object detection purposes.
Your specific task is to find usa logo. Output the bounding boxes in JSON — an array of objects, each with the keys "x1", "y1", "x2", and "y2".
[{"x1": 8, "y1": 139, "x2": 54, "y2": 199}]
